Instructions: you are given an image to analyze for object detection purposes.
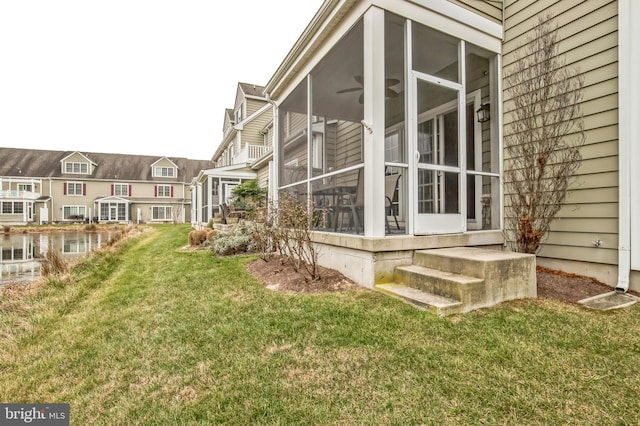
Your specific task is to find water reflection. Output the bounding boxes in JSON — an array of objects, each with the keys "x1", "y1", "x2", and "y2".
[{"x1": 1, "y1": 232, "x2": 112, "y2": 287}]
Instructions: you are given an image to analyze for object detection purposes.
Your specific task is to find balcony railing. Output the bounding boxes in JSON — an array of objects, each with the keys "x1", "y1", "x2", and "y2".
[
  {"x1": 232, "y1": 144, "x2": 268, "y2": 164},
  {"x1": 0, "y1": 190, "x2": 40, "y2": 200}
]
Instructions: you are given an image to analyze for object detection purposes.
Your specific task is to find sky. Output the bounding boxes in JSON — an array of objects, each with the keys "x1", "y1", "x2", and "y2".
[{"x1": 0, "y1": 1, "x2": 324, "y2": 161}]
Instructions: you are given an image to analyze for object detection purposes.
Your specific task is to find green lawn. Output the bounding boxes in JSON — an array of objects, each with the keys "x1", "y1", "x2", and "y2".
[{"x1": 1, "y1": 224, "x2": 639, "y2": 425}]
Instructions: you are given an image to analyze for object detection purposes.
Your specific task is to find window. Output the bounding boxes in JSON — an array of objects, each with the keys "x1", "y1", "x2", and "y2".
[
  {"x1": 63, "y1": 205, "x2": 87, "y2": 220},
  {"x1": 152, "y1": 206, "x2": 172, "y2": 220},
  {"x1": 235, "y1": 102, "x2": 244, "y2": 123},
  {"x1": 65, "y1": 182, "x2": 84, "y2": 196},
  {"x1": 156, "y1": 185, "x2": 172, "y2": 197},
  {"x1": 154, "y1": 166, "x2": 175, "y2": 177},
  {"x1": 113, "y1": 183, "x2": 130, "y2": 196},
  {"x1": 17, "y1": 183, "x2": 33, "y2": 192},
  {"x1": 99, "y1": 202, "x2": 128, "y2": 221},
  {"x1": 1, "y1": 202, "x2": 23, "y2": 214},
  {"x1": 65, "y1": 162, "x2": 89, "y2": 174}
]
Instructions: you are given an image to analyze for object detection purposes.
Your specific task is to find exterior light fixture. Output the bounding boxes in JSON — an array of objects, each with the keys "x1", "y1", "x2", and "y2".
[{"x1": 476, "y1": 103, "x2": 490, "y2": 123}]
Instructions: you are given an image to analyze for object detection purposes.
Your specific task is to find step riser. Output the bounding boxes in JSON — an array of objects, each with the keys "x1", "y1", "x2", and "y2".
[
  {"x1": 414, "y1": 253, "x2": 483, "y2": 276},
  {"x1": 394, "y1": 268, "x2": 485, "y2": 306},
  {"x1": 376, "y1": 287, "x2": 463, "y2": 316}
]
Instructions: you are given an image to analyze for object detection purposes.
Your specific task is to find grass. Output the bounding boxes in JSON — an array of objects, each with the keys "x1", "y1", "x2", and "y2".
[{"x1": 1, "y1": 224, "x2": 639, "y2": 424}]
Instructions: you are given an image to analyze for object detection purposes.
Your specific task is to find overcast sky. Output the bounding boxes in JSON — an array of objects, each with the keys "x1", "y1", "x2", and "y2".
[{"x1": 0, "y1": 1, "x2": 323, "y2": 160}]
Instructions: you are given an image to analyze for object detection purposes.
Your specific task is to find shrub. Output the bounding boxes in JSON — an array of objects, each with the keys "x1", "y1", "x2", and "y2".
[
  {"x1": 210, "y1": 223, "x2": 257, "y2": 256},
  {"x1": 3, "y1": 226, "x2": 10, "y2": 233},
  {"x1": 41, "y1": 247, "x2": 69, "y2": 277},
  {"x1": 230, "y1": 179, "x2": 267, "y2": 217},
  {"x1": 189, "y1": 229, "x2": 216, "y2": 247},
  {"x1": 85, "y1": 223, "x2": 98, "y2": 232}
]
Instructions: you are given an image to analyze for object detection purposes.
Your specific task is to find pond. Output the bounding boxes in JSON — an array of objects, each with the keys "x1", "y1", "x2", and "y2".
[{"x1": 0, "y1": 231, "x2": 114, "y2": 287}]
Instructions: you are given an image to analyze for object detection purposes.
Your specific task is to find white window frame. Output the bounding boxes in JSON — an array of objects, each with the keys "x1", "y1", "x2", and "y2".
[
  {"x1": 1, "y1": 201, "x2": 24, "y2": 214},
  {"x1": 153, "y1": 166, "x2": 175, "y2": 178},
  {"x1": 65, "y1": 162, "x2": 89, "y2": 174},
  {"x1": 66, "y1": 182, "x2": 84, "y2": 196},
  {"x1": 235, "y1": 101, "x2": 244, "y2": 124},
  {"x1": 157, "y1": 185, "x2": 171, "y2": 198},
  {"x1": 63, "y1": 205, "x2": 87, "y2": 220},
  {"x1": 152, "y1": 206, "x2": 172, "y2": 220},
  {"x1": 17, "y1": 183, "x2": 33, "y2": 192},
  {"x1": 113, "y1": 183, "x2": 129, "y2": 197}
]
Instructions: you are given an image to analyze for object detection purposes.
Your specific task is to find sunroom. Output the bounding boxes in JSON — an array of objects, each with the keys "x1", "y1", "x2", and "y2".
[{"x1": 266, "y1": 1, "x2": 504, "y2": 287}]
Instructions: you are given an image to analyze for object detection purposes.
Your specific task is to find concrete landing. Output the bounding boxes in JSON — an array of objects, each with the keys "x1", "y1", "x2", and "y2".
[{"x1": 578, "y1": 291, "x2": 639, "y2": 311}]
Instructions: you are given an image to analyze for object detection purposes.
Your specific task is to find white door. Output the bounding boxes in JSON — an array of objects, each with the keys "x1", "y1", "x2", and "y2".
[
  {"x1": 39, "y1": 207, "x2": 48, "y2": 225},
  {"x1": 413, "y1": 74, "x2": 465, "y2": 234}
]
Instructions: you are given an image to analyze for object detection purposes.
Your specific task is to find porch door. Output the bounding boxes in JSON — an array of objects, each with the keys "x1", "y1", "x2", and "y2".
[
  {"x1": 109, "y1": 205, "x2": 117, "y2": 221},
  {"x1": 413, "y1": 74, "x2": 465, "y2": 234}
]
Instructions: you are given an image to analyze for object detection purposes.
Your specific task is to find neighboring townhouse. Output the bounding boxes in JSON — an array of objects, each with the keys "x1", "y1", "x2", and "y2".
[
  {"x1": 254, "y1": 0, "x2": 639, "y2": 293},
  {"x1": 191, "y1": 83, "x2": 273, "y2": 227},
  {"x1": 0, "y1": 148, "x2": 212, "y2": 225}
]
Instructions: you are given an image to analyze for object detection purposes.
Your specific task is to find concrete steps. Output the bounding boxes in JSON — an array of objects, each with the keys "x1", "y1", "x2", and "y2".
[
  {"x1": 375, "y1": 247, "x2": 536, "y2": 316},
  {"x1": 376, "y1": 283, "x2": 463, "y2": 316}
]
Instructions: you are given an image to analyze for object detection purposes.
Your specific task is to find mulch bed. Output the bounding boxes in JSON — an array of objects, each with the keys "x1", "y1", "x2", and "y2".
[{"x1": 247, "y1": 257, "x2": 627, "y2": 304}]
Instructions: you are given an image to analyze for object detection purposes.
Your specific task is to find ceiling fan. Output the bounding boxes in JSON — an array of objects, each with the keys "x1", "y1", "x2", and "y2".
[{"x1": 336, "y1": 75, "x2": 400, "y2": 103}]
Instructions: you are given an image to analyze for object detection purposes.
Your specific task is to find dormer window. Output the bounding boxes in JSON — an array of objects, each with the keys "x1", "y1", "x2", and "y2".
[
  {"x1": 154, "y1": 166, "x2": 175, "y2": 177},
  {"x1": 234, "y1": 102, "x2": 244, "y2": 124},
  {"x1": 65, "y1": 162, "x2": 89, "y2": 174}
]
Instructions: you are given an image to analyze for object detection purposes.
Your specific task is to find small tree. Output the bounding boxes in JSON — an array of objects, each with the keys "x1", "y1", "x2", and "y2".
[
  {"x1": 504, "y1": 13, "x2": 585, "y2": 254},
  {"x1": 231, "y1": 179, "x2": 267, "y2": 217}
]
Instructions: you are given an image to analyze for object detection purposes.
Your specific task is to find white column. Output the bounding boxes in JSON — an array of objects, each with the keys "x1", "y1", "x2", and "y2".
[{"x1": 363, "y1": 6, "x2": 386, "y2": 237}]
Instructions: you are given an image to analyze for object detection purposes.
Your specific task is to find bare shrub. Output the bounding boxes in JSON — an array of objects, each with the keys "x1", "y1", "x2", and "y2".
[
  {"x1": 3, "y1": 226, "x2": 10, "y2": 233},
  {"x1": 41, "y1": 247, "x2": 69, "y2": 277},
  {"x1": 504, "y1": 13, "x2": 585, "y2": 254},
  {"x1": 84, "y1": 223, "x2": 97, "y2": 232},
  {"x1": 269, "y1": 192, "x2": 320, "y2": 282},
  {"x1": 212, "y1": 191, "x2": 321, "y2": 282},
  {"x1": 245, "y1": 204, "x2": 278, "y2": 261}
]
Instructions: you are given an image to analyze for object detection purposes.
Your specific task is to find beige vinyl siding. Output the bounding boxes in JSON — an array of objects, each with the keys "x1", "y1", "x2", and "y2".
[
  {"x1": 332, "y1": 121, "x2": 363, "y2": 172},
  {"x1": 246, "y1": 98, "x2": 266, "y2": 116},
  {"x1": 503, "y1": 0, "x2": 619, "y2": 265},
  {"x1": 256, "y1": 166, "x2": 270, "y2": 188},
  {"x1": 448, "y1": 0, "x2": 502, "y2": 24},
  {"x1": 242, "y1": 110, "x2": 272, "y2": 147}
]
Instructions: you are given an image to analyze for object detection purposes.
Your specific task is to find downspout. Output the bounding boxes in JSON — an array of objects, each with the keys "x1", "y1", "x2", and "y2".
[
  {"x1": 264, "y1": 91, "x2": 279, "y2": 205},
  {"x1": 616, "y1": 0, "x2": 632, "y2": 292}
]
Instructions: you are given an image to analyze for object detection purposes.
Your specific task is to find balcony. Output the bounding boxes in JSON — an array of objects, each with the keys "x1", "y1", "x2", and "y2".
[
  {"x1": 232, "y1": 144, "x2": 268, "y2": 165},
  {"x1": 0, "y1": 190, "x2": 41, "y2": 200}
]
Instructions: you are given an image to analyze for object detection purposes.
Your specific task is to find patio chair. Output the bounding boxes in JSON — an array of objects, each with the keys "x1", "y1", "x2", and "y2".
[
  {"x1": 333, "y1": 169, "x2": 364, "y2": 234},
  {"x1": 385, "y1": 173, "x2": 401, "y2": 232}
]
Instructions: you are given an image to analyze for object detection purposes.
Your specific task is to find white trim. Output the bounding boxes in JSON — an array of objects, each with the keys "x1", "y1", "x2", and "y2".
[
  {"x1": 151, "y1": 205, "x2": 173, "y2": 221},
  {"x1": 405, "y1": 0, "x2": 502, "y2": 39},
  {"x1": 65, "y1": 181, "x2": 84, "y2": 196},
  {"x1": 617, "y1": 0, "x2": 637, "y2": 290},
  {"x1": 363, "y1": 6, "x2": 387, "y2": 238},
  {"x1": 59, "y1": 151, "x2": 97, "y2": 167},
  {"x1": 150, "y1": 156, "x2": 179, "y2": 169},
  {"x1": 156, "y1": 184, "x2": 172, "y2": 198},
  {"x1": 375, "y1": 0, "x2": 502, "y2": 52}
]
